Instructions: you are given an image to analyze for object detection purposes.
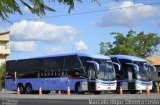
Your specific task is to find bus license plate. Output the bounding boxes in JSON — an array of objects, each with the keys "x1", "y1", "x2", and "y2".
[{"x1": 107, "y1": 87, "x2": 111, "y2": 90}]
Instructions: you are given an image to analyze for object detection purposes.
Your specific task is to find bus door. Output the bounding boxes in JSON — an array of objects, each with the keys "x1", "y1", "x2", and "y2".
[
  {"x1": 126, "y1": 63, "x2": 138, "y2": 90},
  {"x1": 127, "y1": 66, "x2": 134, "y2": 81},
  {"x1": 87, "y1": 61, "x2": 98, "y2": 91}
]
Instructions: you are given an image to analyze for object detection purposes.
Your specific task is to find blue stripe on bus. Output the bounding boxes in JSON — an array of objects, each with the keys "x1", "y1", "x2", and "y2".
[
  {"x1": 5, "y1": 78, "x2": 86, "y2": 91},
  {"x1": 96, "y1": 79, "x2": 116, "y2": 85},
  {"x1": 136, "y1": 80, "x2": 152, "y2": 85}
]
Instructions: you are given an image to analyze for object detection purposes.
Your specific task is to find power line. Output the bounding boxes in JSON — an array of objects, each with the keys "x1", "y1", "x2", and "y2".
[{"x1": 1, "y1": 2, "x2": 160, "y2": 23}]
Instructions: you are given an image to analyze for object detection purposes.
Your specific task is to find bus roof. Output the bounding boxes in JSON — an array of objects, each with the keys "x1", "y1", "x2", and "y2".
[
  {"x1": 83, "y1": 54, "x2": 110, "y2": 59},
  {"x1": 9, "y1": 52, "x2": 110, "y2": 61},
  {"x1": 109, "y1": 55, "x2": 146, "y2": 62},
  {"x1": 34, "y1": 52, "x2": 111, "y2": 59}
]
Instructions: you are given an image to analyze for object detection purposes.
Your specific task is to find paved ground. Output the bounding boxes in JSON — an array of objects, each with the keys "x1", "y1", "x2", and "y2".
[
  {"x1": 0, "y1": 91, "x2": 160, "y2": 105},
  {"x1": 0, "y1": 98, "x2": 160, "y2": 105},
  {"x1": 0, "y1": 90, "x2": 160, "y2": 99},
  {"x1": 1, "y1": 99, "x2": 88, "y2": 105}
]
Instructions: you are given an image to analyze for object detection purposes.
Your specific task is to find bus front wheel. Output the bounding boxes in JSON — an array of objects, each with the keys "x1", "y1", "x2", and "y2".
[
  {"x1": 94, "y1": 91, "x2": 101, "y2": 94},
  {"x1": 25, "y1": 84, "x2": 33, "y2": 94},
  {"x1": 43, "y1": 91, "x2": 50, "y2": 94},
  {"x1": 75, "y1": 83, "x2": 85, "y2": 94},
  {"x1": 130, "y1": 90, "x2": 137, "y2": 94}
]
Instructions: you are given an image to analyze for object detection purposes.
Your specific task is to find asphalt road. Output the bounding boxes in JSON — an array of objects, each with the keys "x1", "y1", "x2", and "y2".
[
  {"x1": 0, "y1": 91, "x2": 160, "y2": 105},
  {"x1": 1, "y1": 99, "x2": 160, "y2": 105},
  {"x1": 0, "y1": 92, "x2": 160, "y2": 100},
  {"x1": 0, "y1": 99, "x2": 87, "y2": 105}
]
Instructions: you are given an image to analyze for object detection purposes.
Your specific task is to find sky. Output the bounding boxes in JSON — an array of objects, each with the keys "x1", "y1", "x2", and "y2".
[{"x1": 0, "y1": 0, "x2": 160, "y2": 60}]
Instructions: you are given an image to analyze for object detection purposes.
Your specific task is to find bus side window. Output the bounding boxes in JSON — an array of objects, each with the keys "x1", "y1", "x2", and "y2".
[
  {"x1": 55, "y1": 72, "x2": 57, "y2": 77},
  {"x1": 74, "y1": 71, "x2": 80, "y2": 77},
  {"x1": 64, "y1": 69, "x2": 68, "y2": 75},
  {"x1": 61, "y1": 71, "x2": 63, "y2": 76},
  {"x1": 111, "y1": 57, "x2": 119, "y2": 63},
  {"x1": 64, "y1": 55, "x2": 81, "y2": 71}
]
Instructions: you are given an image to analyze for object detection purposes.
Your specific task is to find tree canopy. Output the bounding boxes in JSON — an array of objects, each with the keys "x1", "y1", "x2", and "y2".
[
  {"x1": 0, "y1": 64, "x2": 5, "y2": 80},
  {"x1": 0, "y1": 0, "x2": 100, "y2": 21},
  {"x1": 100, "y1": 29, "x2": 160, "y2": 58}
]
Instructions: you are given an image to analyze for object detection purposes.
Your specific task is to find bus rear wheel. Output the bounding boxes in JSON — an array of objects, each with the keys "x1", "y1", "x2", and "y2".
[
  {"x1": 17, "y1": 84, "x2": 25, "y2": 94},
  {"x1": 25, "y1": 84, "x2": 33, "y2": 94}
]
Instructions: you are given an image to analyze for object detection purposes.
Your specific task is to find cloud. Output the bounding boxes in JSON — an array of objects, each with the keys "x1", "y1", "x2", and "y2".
[
  {"x1": 10, "y1": 20, "x2": 80, "y2": 43},
  {"x1": 73, "y1": 40, "x2": 88, "y2": 51},
  {"x1": 10, "y1": 41, "x2": 37, "y2": 52},
  {"x1": 43, "y1": 47, "x2": 67, "y2": 55},
  {"x1": 96, "y1": 1, "x2": 160, "y2": 27},
  {"x1": 152, "y1": 19, "x2": 160, "y2": 27}
]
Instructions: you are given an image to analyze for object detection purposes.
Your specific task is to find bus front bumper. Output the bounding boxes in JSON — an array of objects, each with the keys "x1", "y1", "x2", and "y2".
[
  {"x1": 135, "y1": 80, "x2": 152, "y2": 90},
  {"x1": 96, "y1": 80, "x2": 117, "y2": 91}
]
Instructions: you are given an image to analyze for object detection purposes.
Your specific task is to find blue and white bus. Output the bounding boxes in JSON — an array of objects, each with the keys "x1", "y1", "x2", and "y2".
[
  {"x1": 110, "y1": 55, "x2": 156, "y2": 94},
  {"x1": 5, "y1": 52, "x2": 117, "y2": 94}
]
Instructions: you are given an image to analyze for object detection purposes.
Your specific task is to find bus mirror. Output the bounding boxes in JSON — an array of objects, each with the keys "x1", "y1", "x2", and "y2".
[
  {"x1": 144, "y1": 63, "x2": 156, "y2": 72},
  {"x1": 112, "y1": 62, "x2": 121, "y2": 71},
  {"x1": 126, "y1": 63, "x2": 139, "y2": 72},
  {"x1": 152, "y1": 65, "x2": 156, "y2": 72},
  {"x1": 86, "y1": 61, "x2": 99, "y2": 71}
]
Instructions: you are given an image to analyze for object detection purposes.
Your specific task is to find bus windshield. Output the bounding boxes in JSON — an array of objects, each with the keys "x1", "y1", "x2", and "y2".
[
  {"x1": 133, "y1": 61, "x2": 151, "y2": 81},
  {"x1": 94, "y1": 59, "x2": 115, "y2": 81}
]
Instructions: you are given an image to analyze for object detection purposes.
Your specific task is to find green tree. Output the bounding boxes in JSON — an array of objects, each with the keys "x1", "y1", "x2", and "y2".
[
  {"x1": 100, "y1": 29, "x2": 160, "y2": 58},
  {"x1": 0, "y1": 64, "x2": 6, "y2": 90},
  {"x1": 0, "y1": 0, "x2": 99, "y2": 21}
]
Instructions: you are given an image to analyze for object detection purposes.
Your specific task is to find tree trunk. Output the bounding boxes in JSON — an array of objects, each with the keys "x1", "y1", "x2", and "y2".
[{"x1": 0, "y1": 79, "x2": 2, "y2": 91}]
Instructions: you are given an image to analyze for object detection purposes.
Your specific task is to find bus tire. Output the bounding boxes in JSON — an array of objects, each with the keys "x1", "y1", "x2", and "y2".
[
  {"x1": 75, "y1": 83, "x2": 84, "y2": 94},
  {"x1": 94, "y1": 91, "x2": 101, "y2": 94},
  {"x1": 17, "y1": 84, "x2": 25, "y2": 94},
  {"x1": 25, "y1": 83, "x2": 33, "y2": 94},
  {"x1": 130, "y1": 90, "x2": 137, "y2": 94},
  {"x1": 43, "y1": 91, "x2": 50, "y2": 94}
]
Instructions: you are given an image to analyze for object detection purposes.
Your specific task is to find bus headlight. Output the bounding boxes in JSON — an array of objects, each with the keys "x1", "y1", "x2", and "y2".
[{"x1": 137, "y1": 75, "x2": 140, "y2": 79}]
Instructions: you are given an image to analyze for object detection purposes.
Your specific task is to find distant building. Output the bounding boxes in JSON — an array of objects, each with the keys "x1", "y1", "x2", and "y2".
[
  {"x1": 147, "y1": 56, "x2": 160, "y2": 88},
  {"x1": 0, "y1": 31, "x2": 10, "y2": 66}
]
